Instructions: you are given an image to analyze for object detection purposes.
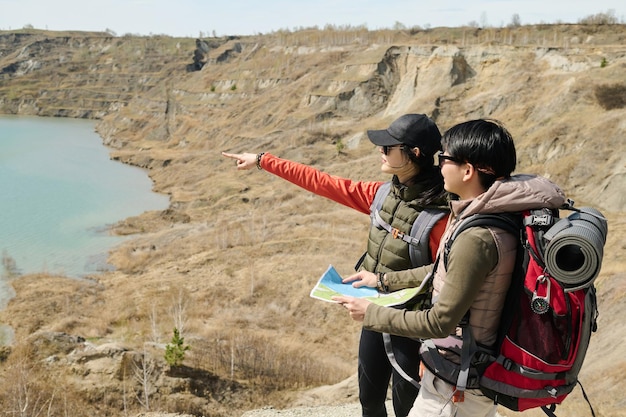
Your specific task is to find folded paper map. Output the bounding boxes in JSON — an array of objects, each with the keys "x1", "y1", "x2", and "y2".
[{"x1": 310, "y1": 265, "x2": 429, "y2": 307}]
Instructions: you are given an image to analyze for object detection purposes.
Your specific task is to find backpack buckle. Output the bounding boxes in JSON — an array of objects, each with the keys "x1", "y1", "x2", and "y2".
[
  {"x1": 392, "y1": 228, "x2": 404, "y2": 239},
  {"x1": 452, "y1": 389, "x2": 465, "y2": 402},
  {"x1": 502, "y1": 358, "x2": 514, "y2": 371},
  {"x1": 528, "y1": 213, "x2": 553, "y2": 226},
  {"x1": 474, "y1": 351, "x2": 491, "y2": 365}
]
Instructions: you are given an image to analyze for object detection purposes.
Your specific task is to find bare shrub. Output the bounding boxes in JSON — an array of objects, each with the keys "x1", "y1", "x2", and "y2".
[
  {"x1": 594, "y1": 83, "x2": 626, "y2": 110},
  {"x1": 508, "y1": 13, "x2": 522, "y2": 28},
  {"x1": 191, "y1": 331, "x2": 347, "y2": 390},
  {"x1": 579, "y1": 10, "x2": 619, "y2": 25},
  {"x1": 133, "y1": 347, "x2": 157, "y2": 411},
  {"x1": 2, "y1": 250, "x2": 20, "y2": 279},
  {"x1": 168, "y1": 288, "x2": 190, "y2": 336},
  {"x1": 149, "y1": 304, "x2": 160, "y2": 343},
  {"x1": 0, "y1": 344, "x2": 86, "y2": 416}
]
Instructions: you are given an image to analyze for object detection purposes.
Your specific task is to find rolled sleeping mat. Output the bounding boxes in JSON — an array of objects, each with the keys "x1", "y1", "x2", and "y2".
[{"x1": 543, "y1": 207, "x2": 608, "y2": 291}]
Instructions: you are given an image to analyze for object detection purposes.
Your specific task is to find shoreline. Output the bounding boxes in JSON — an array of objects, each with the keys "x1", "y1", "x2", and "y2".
[{"x1": 0, "y1": 279, "x2": 15, "y2": 345}]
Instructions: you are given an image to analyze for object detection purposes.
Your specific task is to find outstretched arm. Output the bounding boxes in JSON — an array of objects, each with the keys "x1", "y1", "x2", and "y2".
[{"x1": 222, "y1": 151, "x2": 382, "y2": 215}]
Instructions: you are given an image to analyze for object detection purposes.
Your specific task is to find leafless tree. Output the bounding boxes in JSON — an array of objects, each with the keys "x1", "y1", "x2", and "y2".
[
  {"x1": 148, "y1": 304, "x2": 160, "y2": 343},
  {"x1": 133, "y1": 347, "x2": 156, "y2": 411},
  {"x1": 168, "y1": 288, "x2": 189, "y2": 336}
]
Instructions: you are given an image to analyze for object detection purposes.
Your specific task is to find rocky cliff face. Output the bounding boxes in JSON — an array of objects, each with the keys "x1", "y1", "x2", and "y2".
[
  {"x1": 91, "y1": 25, "x2": 626, "y2": 213},
  {"x1": 2, "y1": 27, "x2": 624, "y2": 212},
  {"x1": 0, "y1": 30, "x2": 210, "y2": 118},
  {"x1": 0, "y1": 26, "x2": 625, "y2": 417}
]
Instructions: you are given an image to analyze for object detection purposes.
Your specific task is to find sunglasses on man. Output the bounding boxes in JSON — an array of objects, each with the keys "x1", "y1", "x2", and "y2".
[{"x1": 435, "y1": 151, "x2": 463, "y2": 166}]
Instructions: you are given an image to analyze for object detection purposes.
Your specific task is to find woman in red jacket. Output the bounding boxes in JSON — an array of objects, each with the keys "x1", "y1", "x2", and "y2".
[{"x1": 222, "y1": 114, "x2": 449, "y2": 417}]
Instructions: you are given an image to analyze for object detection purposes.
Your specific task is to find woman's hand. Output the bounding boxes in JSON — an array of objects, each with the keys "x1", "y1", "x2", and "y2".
[
  {"x1": 343, "y1": 270, "x2": 378, "y2": 288},
  {"x1": 221, "y1": 152, "x2": 258, "y2": 170},
  {"x1": 332, "y1": 295, "x2": 372, "y2": 322}
]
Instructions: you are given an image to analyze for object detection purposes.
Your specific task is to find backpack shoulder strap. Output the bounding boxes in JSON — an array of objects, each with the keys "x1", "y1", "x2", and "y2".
[
  {"x1": 408, "y1": 208, "x2": 448, "y2": 267},
  {"x1": 371, "y1": 181, "x2": 391, "y2": 216},
  {"x1": 444, "y1": 213, "x2": 521, "y2": 269},
  {"x1": 355, "y1": 182, "x2": 392, "y2": 271}
]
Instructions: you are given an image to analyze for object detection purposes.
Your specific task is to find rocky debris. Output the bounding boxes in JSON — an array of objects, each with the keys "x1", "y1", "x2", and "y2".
[
  {"x1": 241, "y1": 403, "x2": 372, "y2": 417},
  {"x1": 29, "y1": 331, "x2": 85, "y2": 358},
  {"x1": 22, "y1": 331, "x2": 250, "y2": 415},
  {"x1": 241, "y1": 403, "x2": 508, "y2": 417},
  {"x1": 189, "y1": 39, "x2": 210, "y2": 71}
]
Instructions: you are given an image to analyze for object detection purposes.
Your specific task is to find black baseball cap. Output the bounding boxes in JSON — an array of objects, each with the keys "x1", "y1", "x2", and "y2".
[{"x1": 367, "y1": 114, "x2": 442, "y2": 157}]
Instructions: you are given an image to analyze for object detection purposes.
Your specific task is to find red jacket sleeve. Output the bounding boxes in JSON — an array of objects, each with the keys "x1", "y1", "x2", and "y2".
[{"x1": 260, "y1": 153, "x2": 383, "y2": 215}]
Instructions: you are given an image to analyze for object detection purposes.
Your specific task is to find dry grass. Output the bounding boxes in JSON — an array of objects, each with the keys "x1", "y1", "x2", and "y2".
[
  {"x1": 1, "y1": 24, "x2": 626, "y2": 415},
  {"x1": 0, "y1": 343, "x2": 91, "y2": 416}
]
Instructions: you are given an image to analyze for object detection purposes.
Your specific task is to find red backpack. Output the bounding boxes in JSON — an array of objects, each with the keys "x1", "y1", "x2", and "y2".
[{"x1": 420, "y1": 202, "x2": 606, "y2": 417}]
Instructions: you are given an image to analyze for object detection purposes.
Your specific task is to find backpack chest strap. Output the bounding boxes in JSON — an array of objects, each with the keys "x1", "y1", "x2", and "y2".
[{"x1": 374, "y1": 210, "x2": 420, "y2": 246}]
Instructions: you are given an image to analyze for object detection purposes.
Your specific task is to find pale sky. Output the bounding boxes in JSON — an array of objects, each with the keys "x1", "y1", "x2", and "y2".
[{"x1": 1, "y1": 0, "x2": 623, "y2": 37}]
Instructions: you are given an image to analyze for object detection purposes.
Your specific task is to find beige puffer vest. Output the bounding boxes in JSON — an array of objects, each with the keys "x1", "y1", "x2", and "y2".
[{"x1": 432, "y1": 223, "x2": 517, "y2": 348}]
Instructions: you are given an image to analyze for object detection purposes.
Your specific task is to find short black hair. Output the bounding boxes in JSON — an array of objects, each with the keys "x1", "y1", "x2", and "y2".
[{"x1": 441, "y1": 119, "x2": 517, "y2": 189}]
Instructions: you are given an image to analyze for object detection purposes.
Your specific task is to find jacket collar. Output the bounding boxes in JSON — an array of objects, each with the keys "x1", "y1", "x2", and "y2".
[{"x1": 450, "y1": 174, "x2": 566, "y2": 221}]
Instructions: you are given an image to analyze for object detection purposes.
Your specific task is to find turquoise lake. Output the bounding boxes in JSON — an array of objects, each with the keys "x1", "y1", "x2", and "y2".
[{"x1": 0, "y1": 115, "x2": 169, "y2": 284}]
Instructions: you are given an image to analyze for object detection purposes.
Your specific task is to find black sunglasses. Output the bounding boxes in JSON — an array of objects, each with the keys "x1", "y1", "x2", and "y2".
[
  {"x1": 436, "y1": 151, "x2": 463, "y2": 166},
  {"x1": 382, "y1": 145, "x2": 404, "y2": 155}
]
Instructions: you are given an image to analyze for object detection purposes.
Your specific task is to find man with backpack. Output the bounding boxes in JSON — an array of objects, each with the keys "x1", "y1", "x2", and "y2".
[{"x1": 334, "y1": 119, "x2": 568, "y2": 417}]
